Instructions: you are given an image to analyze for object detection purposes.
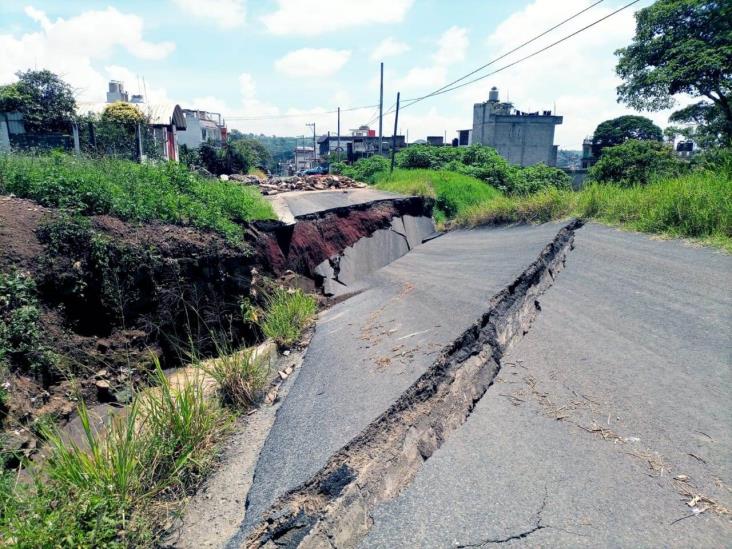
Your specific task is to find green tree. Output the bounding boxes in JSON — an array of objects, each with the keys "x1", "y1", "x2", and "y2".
[
  {"x1": 615, "y1": 0, "x2": 732, "y2": 145},
  {"x1": 230, "y1": 137, "x2": 272, "y2": 169},
  {"x1": 591, "y1": 115, "x2": 663, "y2": 157},
  {"x1": 0, "y1": 70, "x2": 76, "y2": 133},
  {"x1": 588, "y1": 139, "x2": 683, "y2": 186}
]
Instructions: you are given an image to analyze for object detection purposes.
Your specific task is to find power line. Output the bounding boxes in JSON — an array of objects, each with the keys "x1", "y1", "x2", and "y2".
[
  {"x1": 382, "y1": 0, "x2": 640, "y2": 118},
  {"x1": 408, "y1": 0, "x2": 605, "y2": 108},
  {"x1": 225, "y1": 103, "x2": 379, "y2": 121}
]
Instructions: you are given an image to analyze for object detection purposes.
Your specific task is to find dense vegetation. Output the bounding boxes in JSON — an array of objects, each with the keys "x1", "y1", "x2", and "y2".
[
  {"x1": 591, "y1": 115, "x2": 663, "y2": 157},
  {"x1": 457, "y1": 170, "x2": 732, "y2": 251},
  {"x1": 0, "y1": 153, "x2": 275, "y2": 239},
  {"x1": 336, "y1": 144, "x2": 571, "y2": 196},
  {"x1": 616, "y1": 0, "x2": 731, "y2": 147}
]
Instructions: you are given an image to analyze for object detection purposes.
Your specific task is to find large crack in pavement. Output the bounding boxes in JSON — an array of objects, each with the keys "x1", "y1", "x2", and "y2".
[{"x1": 234, "y1": 219, "x2": 583, "y2": 548}]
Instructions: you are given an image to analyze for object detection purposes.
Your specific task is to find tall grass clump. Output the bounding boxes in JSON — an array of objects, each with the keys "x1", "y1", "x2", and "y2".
[
  {"x1": 261, "y1": 288, "x2": 317, "y2": 347},
  {"x1": 374, "y1": 169, "x2": 501, "y2": 225},
  {"x1": 0, "y1": 361, "x2": 230, "y2": 546},
  {"x1": 457, "y1": 172, "x2": 731, "y2": 251},
  {"x1": 0, "y1": 152, "x2": 275, "y2": 240},
  {"x1": 200, "y1": 346, "x2": 270, "y2": 409}
]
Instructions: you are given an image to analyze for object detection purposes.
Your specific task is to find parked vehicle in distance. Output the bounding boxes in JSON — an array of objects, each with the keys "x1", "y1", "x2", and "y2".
[{"x1": 303, "y1": 165, "x2": 329, "y2": 175}]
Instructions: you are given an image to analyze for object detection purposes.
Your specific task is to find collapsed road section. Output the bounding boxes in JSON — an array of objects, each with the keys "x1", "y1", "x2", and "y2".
[
  {"x1": 255, "y1": 189, "x2": 437, "y2": 296},
  {"x1": 233, "y1": 220, "x2": 582, "y2": 548}
]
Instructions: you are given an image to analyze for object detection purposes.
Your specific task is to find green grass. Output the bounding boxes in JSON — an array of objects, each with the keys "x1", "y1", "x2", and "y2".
[
  {"x1": 200, "y1": 346, "x2": 270, "y2": 409},
  {"x1": 457, "y1": 172, "x2": 732, "y2": 251},
  {"x1": 261, "y1": 288, "x2": 317, "y2": 347},
  {"x1": 373, "y1": 169, "x2": 501, "y2": 226},
  {"x1": 0, "y1": 361, "x2": 231, "y2": 546},
  {"x1": 0, "y1": 153, "x2": 276, "y2": 240}
]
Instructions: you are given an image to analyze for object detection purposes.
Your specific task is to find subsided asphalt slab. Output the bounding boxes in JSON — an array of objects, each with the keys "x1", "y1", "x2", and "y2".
[
  {"x1": 235, "y1": 222, "x2": 566, "y2": 539},
  {"x1": 265, "y1": 188, "x2": 404, "y2": 222},
  {"x1": 363, "y1": 224, "x2": 732, "y2": 547}
]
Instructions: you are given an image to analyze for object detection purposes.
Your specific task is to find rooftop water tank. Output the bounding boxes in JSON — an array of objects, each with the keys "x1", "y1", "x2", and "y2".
[{"x1": 488, "y1": 86, "x2": 499, "y2": 102}]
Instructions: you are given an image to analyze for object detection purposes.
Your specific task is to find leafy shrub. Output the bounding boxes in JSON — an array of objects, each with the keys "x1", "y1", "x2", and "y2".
[
  {"x1": 339, "y1": 155, "x2": 390, "y2": 182},
  {"x1": 261, "y1": 288, "x2": 317, "y2": 347},
  {"x1": 509, "y1": 163, "x2": 571, "y2": 195},
  {"x1": 0, "y1": 153, "x2": 275, "y2": 239},
  {"x1": 0, "y1": 271, "x2": 53, "y2": 376},
  {"x1": 588, "y1": 140, "x2": 684, "y2": 186}
]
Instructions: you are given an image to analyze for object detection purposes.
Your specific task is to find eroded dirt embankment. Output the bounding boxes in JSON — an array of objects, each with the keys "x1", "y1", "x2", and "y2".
[
  {"x1": 237, "y1": 220, "x2": 583, "y2": 548},
  {"x1": 254, "y1": 197, "x2": 434, "y2": 282},
  {"x1": 0, "y1": 194, "x2": 433, "y2": 456}
]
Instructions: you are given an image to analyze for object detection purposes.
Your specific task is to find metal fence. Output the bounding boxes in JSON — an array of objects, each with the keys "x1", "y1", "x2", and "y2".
[{"x1": 1, "y1": 118, "x2": 164, "y2": 162}]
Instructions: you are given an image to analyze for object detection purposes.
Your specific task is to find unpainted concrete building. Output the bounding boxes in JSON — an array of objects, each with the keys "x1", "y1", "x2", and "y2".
[{"x1": 471, "y1": 87, "x2": 562, "y2": 167}]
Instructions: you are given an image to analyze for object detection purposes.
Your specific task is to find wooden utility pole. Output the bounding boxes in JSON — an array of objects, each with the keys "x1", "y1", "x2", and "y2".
[
  {"x1": 390, "y1": 91, "x2": 400, "y2": 173},
  {"x1": 378, "y1": 62, "x2": 384, "y2": 155}
]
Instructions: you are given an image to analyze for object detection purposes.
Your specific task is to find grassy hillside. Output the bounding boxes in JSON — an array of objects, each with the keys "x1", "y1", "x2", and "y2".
[
  {"x1": 0, "y1": 153, "x2": 275, "y2": 240},
  {"x1": 373, "y1": 169, "x2": 501, "y2": 226},
  {"x1": 458, "y1": 172, "x2": 732, "y2": 251}
]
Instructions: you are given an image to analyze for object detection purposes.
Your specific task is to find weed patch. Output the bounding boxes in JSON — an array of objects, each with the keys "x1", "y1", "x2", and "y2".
[
  {"x1": 458, "y1": 172, "x2": 732, "y2": 250},
  {"x1": 0, "y1": 361, "x2": 231, "y2": 546},
  {"x1": 374, "y1": 169, "x2": 501, "y2": 226},
  {"x1": 0, "y1": 153, "x2": 275, "y2": 240},
  {"x1": 261, "y1": 288, "x2": 317, "y2": 347},
  {"x1": 200, "y1": 346, "x2": 269, "y2": 409}
]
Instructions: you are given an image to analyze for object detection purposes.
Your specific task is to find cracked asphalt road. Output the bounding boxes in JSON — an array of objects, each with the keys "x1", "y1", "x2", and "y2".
[
  {"x1": 363, "y1": 224, "x2": 732, "y2": 547},
  {"x1": 235, "y1": 223, "x2": 565, "y2": 539}
]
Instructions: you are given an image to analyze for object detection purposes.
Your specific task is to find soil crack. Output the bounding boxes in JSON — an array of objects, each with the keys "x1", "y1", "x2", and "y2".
[{"x1": 233, "y1": 220, "x2": 583, "y2": 548}]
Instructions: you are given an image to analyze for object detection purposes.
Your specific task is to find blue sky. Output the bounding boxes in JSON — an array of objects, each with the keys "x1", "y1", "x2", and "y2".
[{"x1": 1, "y1": 0, "x2": 675, "y2": 147}]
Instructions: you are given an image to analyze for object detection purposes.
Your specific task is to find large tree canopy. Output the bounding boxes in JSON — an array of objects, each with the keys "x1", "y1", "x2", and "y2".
[
  {"x1": 591, "y1": 115, "x2": 663, "y2": 156},
  {"x1": 615, "y1": 0, "x2": 732, "y2": 145},
  {"x1": 0, "y1": 70, "x2": 76, "y2": 133}
]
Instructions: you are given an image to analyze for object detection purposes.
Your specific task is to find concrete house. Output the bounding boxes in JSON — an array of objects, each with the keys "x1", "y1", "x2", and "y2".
[
  {"x1": 176, "y1": 110, "x2": 227, "y2": 148},
  {"x1": 471, "y1": 87, "x2": 562, "y2": 167}
]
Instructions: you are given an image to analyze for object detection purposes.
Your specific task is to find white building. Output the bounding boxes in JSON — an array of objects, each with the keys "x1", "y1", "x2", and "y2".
[{"x1": 177, "y1": 110, "x2": 227, "y2": 148}]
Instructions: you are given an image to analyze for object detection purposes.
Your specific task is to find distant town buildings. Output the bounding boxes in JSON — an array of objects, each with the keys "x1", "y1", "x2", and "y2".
[
  {"x1": 470, "y1": 87, "x2": 563, "y2": 167},
  {"x1": 317, "y1": 126, "x2": 406, "y2": 163}
]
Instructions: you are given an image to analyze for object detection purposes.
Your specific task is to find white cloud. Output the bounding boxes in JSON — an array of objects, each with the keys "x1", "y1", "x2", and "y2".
[
  {"x1": 239, "y1": 72, "x2": 256, "y2": 99},
  {"x1": 370, "y1": 37, "x2": 410, "y2": 61},
  {"x1": 433, "y1": 26, "x2": 469, "y2": 66},
  {"x1": 172, "y1": 0, "x2": 246, "y2": 29},
  {"x1": 395, "y1": 66, "x2": 447, "y2": 93},
  {"x1": 0, "y1": 6, "x2": 175, "y2": 102},
  {"x1": 261, "y1": 0, "x2": 413, "y2": 36},
  {"x1": 275, "y1": 48, "x2": 351, "y2": 78}
]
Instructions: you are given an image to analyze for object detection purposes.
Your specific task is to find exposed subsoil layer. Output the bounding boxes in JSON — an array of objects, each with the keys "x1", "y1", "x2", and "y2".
[
  {"x1": 0, "y1": 194, "x2": 432, "y2": 461},
  {"x1": 236, "y1": 220, "x2": 582, "y2": 547},
  {"x1": 258, "y1": 197, "x2": 433, "y2": 279}
]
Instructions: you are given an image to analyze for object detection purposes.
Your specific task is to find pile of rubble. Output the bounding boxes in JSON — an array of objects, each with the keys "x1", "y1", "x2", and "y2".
[{"x1": 224, "y1": 173, "x2": 367, "y2": 195}]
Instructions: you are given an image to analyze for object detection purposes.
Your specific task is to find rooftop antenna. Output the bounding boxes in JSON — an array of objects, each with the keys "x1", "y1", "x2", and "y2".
[
  {"x1": 137, "y1": 74, "x2": 142, "y2": 95},
  {"x1": 143, "y1": 76, "x2": 148, "y2": 103}
]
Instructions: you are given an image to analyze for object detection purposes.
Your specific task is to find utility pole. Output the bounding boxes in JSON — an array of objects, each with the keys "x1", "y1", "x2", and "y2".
[
  {"x1": 337, "y1": 107, "x2": 341, "y2": 159},
  {"x1": 378, "y1": 62, "x2": 384, "y2": 155},
  {"x1": 390, "y1": 92, "x2": 400, "y2": 173},
  {"x1": 306, "y1": 122, "x2": 316, "y2": 167}
]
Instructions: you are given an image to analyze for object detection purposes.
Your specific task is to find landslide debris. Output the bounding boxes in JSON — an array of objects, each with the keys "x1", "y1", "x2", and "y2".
[{"x1": 229, "y1": 174, "x2": 367, "y2": 195}]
